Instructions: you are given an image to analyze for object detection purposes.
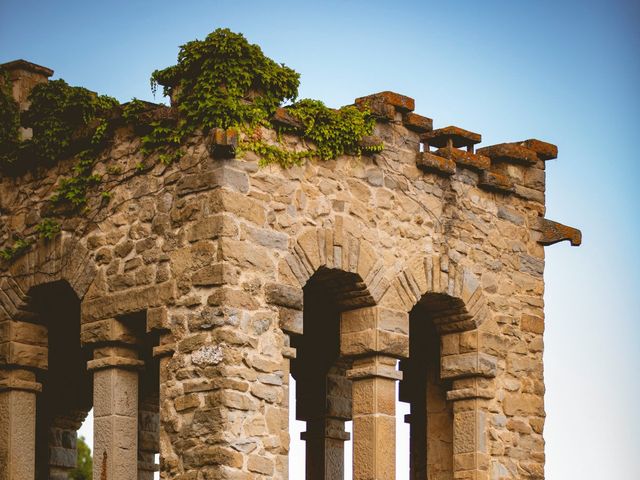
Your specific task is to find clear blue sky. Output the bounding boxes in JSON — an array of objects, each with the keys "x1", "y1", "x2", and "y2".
[{"x1": 2, "y1": 1, "x2": 638, "y2": 478}]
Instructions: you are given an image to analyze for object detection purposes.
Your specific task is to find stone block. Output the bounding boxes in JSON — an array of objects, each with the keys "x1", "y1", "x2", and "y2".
[
  {"x1": 208, "y1": 188, "x2": 266, "y2": 226},
  {"x1": 521, "y1": 314, "x2": 544, "y2": 334},
  {"x1": 421, "y1": 126, "x2": 481, "y2": 149},
  {"x1": 80, "y1": 318, "x2": 137, "y2": 345},
  {"x1": 187, "y1": 214, "x2": 238, "y2": 242},
  {"x1": 0, "y1": 341, "x2": 48, "y2": 369},
  {"x1": 264, "y1": 282, "x2": 303, "y2": 310},
  {"x1": 355, "y1": 91, "x2": 415, "y2": 113},
  {"x1": 477, "y1": 142, "x2": 538, "y2": 165},
  {"x1": 146, "y1": 306, "x2": 169, "y2": 332},
  {"x1": 416, "y1": 151, "x2": 456, "y2": 176},
  {"x1": 441, "y1": 352, "x2": 497, "y2": 379},
  {"x1": 479, "y1": 169, "x2": 515, "y2": 193},
  {"x1": 0, "y1": 320, "x2": 47, "y2": 346},
  {"x1": 403, "y1": 112, "x2": 433, "y2": 133},
  {"x1": 191, "y1": 263, "x2": 237, "y2": 286}
]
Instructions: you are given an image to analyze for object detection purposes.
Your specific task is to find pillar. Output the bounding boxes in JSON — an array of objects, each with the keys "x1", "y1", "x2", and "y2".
[
  {"x1": 0, "y1": 319, "x2": 48, "y2": 480},
  {"x1": 137, "y1": 396, "x2": 159, "y2": 480},
  {"x1": 299, "y1": 364, "x2": 351, "y2": 480},
  {"x1": 340, "y1": 306, "x2": 409, "y2": 480},
  {"x1": 440, "y1": 331, "x2": 498, "y2": 479},
  {"x1": 48, "y1": 411, "x2": 88, "y2": 480},
  {"x1": 82, "y1": 318, "x2": 143, "y2": 480}
]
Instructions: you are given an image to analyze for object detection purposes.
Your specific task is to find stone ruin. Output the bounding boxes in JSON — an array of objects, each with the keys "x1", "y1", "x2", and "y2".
[{"x1": 0, "y1": 59, "x2": 581, "y2": 480}]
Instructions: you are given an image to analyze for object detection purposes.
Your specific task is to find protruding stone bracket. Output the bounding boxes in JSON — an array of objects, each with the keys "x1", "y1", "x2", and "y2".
[
  {"x1": 416, "y1": 151, "x2": 455, "y2": 176},
  {"x1": 207, "y1": 127, "x2": 238, "y2": 159},
  {"x1": 536, "y1": 218, "x2": 582, "y2": 246}
]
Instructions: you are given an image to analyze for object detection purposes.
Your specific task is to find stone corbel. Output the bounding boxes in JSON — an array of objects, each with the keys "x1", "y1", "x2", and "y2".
[{"x1": 536, "y1": 218, "x2": 582, "y2": 246}]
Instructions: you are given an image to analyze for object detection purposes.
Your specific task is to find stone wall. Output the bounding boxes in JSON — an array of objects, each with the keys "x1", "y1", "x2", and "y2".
[{"x1": 0, "y1": 62, "x2": 581, "y2": 480}]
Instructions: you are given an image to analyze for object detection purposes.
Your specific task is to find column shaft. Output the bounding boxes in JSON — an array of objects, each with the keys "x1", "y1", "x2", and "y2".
[
  {"x1": 0, "y1": 369, "x2": 41, "y2": 480},
  {"x1": 349, "y1": 355, "x2": 401, "y2": 480},
  {"x1": 89, "y1": 346, "x2": 143, "y2": 480}
]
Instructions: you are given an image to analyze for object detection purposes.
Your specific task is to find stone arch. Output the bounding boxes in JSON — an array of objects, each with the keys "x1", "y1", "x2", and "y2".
[
  {"x1": 390, "y1": 254, "x2": 496, "y2": 480},
  {"x1": 381, "y1": 254, "x2": 489, "y2": 333},
  {"x1": 0, "y1": 232, "x2": 97, "y2": 319},
  {"x1": 270, "y1": 224, "x2": 387, "y2": 327}
]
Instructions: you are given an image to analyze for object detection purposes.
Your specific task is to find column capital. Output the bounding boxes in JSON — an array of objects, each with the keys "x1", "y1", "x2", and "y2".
[
  {"x1": 346, "y1": 355, "x2": 402, "y2": 381},
  {"x1": 0, "y1": 369, "x2": 42, "y2": 393},
  {"x1": 87, "y1": 356, "x2": 145, "y2": 372}
]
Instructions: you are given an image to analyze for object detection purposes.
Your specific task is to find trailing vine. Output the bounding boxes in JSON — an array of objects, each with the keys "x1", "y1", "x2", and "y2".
[{"x1": 0, "y1": 28, "x2": 384, "y2": 262}]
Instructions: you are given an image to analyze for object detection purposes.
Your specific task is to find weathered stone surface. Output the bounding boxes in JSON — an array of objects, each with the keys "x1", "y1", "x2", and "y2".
[
  {"x1": 416, "y1": 151, "x2": 456, "y2": 176},
  {"x1": 355, "y1": 91, "x2": 415, "y2": 113},
  {"x1": 433, "y1": 146, "x2": 490, "y2": 171},
  {"x1": 479, "y1": 169, "x2": 515, "y2": 193},
  {"x1": 536, "y1": 218, "x2": 582, "y2": 246},
  {"x1": 0, "y1": 65, "x2": 579, "y2": 480},
  {"x1": 477, "y1": 142, "x2": 538, "y2": 165},
  {"x1": 402, "y1": 112, "x2": 433, "y2": 133}
]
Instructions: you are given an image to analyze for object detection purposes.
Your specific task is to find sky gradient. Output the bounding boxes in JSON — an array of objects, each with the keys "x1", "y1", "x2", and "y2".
[{"x1": 1, "y1": 1, "x2": 638, "y2": 478}]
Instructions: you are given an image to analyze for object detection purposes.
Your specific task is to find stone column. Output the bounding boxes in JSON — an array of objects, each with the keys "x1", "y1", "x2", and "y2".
[
  {"x1": 440, "y1": 331, "x2": 498, "y2": 479},
  {"x1": 0, "y1": 319, "x2": 48, "y2": 480},
  {"x1": 48, "y1": 411, "x2": 88, "y2": 480},
  {"x1": 138, "y1": 396, "x2": 159, "y2": 480},
  {"x1": 299, "y1": 364, "x2": 351, "y2": 480},
  {"x1": 83, "y1": 318, "x2": 143, "y2": 480},
  {"x1": 340, "y1": 307, "x2": 409, "y2": 480}
]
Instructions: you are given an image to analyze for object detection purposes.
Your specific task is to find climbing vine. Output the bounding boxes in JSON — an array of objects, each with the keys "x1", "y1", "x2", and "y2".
[
  {"x1": 0, "y1": 28, "x2": 384, "y2": 262},
  {"x1": 0, "y1": 69, "x2": 20, "y2": 169}
]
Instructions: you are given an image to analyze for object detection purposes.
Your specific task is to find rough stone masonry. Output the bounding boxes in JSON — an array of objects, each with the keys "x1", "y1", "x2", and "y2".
[{"x1": 0, "y1": 60, "x2": 581, "y2": 480}]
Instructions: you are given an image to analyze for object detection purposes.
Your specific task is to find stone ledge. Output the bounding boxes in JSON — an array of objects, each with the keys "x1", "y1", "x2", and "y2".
[
  {"x1": 86, "y1": 356, "x2": 145, "y2": 372},
  {"x1": 416, "y1": 151, "x2": 456, "y2": 176}
]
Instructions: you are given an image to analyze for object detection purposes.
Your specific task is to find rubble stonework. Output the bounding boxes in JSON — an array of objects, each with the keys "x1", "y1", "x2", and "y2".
[{"x1": 0, "y1": 60, "x2": 581, "y2": 480}]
